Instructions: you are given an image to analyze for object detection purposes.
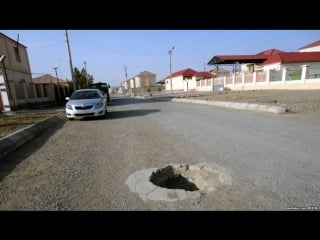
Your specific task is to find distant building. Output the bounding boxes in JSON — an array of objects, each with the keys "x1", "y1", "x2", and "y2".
[
  {"x1": 32, "y1": 74, "x2": 70, "y2": 104},
  {"x1": 123, "y1": 70, "x2": 156, "y2": 90}
]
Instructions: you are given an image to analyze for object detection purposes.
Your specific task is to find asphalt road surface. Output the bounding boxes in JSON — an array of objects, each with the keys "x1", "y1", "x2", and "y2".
[{"x1": 0, "y1": 96, "x2": 319, "y2": 210}]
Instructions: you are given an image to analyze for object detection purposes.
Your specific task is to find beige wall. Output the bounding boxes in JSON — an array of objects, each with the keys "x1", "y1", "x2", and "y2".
[
  {"x1": 232, "y1": 83, "x2": 320, "y2": 90},
  {"x1": 126, "y1": 74, "x2": 156, "y2": 89},
  {"x1": 164, "y1": 75, "x2": 198, "y2": 92},
  {"x1": 0, "y1": 34, "x2": 33, "y2": 100},
  {"x1": 140, "y1": 74, "x2": 156, "y2": 88},
  {"x1": 222, "y1": 65, "x2": 320, "y2": 90},
  {"x1": 0, "y1": 33, "x2": 58, "y2": 110}
]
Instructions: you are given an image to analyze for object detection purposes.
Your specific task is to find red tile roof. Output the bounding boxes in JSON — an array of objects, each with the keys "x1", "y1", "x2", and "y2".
[
  {"x1": 163, "y1": 68, "x2": 198, "y2": 79},
  {"x1": 261, "y1": 52, "x2": 320, "y2": 65},
  {"x1": 256, "y1": 49, "x2": 285, "y2": 55},
  {"x1": 159, "y1": 68, "x2": 212, "y2": 83},
  {"x1": 299, "y1": 40, "x2": 320, "y2": 50}
]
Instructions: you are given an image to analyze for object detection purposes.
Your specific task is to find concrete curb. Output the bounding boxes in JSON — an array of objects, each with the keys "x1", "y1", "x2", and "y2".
[
  {"x1": 171, "y1": 98, "x2": 287, "y2": 114},
  {"x1": 0, "y1": 114, "x2": 63, "y2": 160}
]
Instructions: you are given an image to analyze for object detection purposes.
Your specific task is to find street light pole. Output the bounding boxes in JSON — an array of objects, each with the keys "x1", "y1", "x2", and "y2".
[{"x1": 168, "y1": 47, "x2": 174, "y2": 94}]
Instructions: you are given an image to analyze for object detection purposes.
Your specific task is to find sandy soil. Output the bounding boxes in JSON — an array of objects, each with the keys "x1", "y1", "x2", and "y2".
[{"x1": 191, "y1": 89, "x2": 320, "y2": 113}]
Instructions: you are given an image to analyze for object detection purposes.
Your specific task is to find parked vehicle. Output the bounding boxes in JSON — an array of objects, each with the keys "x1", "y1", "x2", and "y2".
[
  {"x1": 65, "y1": 89, "x2": 108, "y2": 120},
  {"x1": 89, "y1": 82, "x2": 110, "y2": 102}
]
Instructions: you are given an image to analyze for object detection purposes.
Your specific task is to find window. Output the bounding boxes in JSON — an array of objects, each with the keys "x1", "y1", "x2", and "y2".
[
  {"x1": 248, "y1": 64, "x2": 254, "y2": 72},
  {"x1": 14, "y1": 47, "x2": 21, "y2": 62}
]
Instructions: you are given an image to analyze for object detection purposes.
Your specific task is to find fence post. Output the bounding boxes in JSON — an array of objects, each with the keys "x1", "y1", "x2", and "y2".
[
  {"x1": 282, "y1": 67, "x2": 287, "y2": 84},
  {"x1": 241, "y1": 72, "x2": 245, "y2": 86},
  {"x1": 232, "y1": 73, "x2": 235, "y2": 88},
  {"x1": 301, "y1": 65, "x2": 308, "y2": 83},
  {"x1": 266, "y1": 70, "x2": 271, "y2": 85},
  {"x1": 253, "y1": 71, "x2": 257, "y2": 86}
]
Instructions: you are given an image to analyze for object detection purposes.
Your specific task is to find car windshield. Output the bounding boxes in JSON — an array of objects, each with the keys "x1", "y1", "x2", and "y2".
[{"x1": 70, "y1": 91, "x2": 100, "y2": 100}]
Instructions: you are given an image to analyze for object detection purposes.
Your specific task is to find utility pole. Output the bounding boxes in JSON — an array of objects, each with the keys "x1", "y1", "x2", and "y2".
[
  {"x1": 64, "y1": 30, "x2": 76, "y2": 90},
  {"x1": 168, "y1": 47, "x2": 174, "y2": 94},
  {"x1": 124, "y1": 64, "x2": 128, "y2": 81},
  {"x1": 53, "y1": 67, "x2": 61, "y2": 103},
  {"x1": 84, "y1": 61, "x2": 89, "y2": 88}
]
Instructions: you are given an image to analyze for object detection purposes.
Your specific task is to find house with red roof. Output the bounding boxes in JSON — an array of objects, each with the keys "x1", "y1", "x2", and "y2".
[
  {"x1": 206, "y1": 40, "x2": 320, "y2": 90},
  {"x1": 161, "y1": 68, "x2": 215, "y2": 92},
  {"x1": 299, "y1": 40, "x2": 320, "y2": 52},
  {"x1": 208, "y1": 40, "x2": 320, "y2": 73}
]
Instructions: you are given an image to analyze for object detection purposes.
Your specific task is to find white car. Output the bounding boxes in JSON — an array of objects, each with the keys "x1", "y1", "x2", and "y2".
[{"x1": 65, "y1": 89, "x2": 108, "y2": 120}]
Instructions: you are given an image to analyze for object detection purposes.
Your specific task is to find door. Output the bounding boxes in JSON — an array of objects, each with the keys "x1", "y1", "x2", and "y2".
[{"x1": 183, "y1": 80, "x2": 188, "y2": 92}]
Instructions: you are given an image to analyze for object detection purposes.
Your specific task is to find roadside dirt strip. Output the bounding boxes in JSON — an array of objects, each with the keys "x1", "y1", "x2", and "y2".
[
  {"x1": 0, "y1": 113, "x2": 65, "y2": 160},
  {"x1": 171, "y1": 98, "x2": 287, "y2": 114}
]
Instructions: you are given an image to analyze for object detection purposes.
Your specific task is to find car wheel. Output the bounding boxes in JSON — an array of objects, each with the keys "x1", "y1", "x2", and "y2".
[{"x1": 68, "y1": 118, "x2": 74, "y2": 121}]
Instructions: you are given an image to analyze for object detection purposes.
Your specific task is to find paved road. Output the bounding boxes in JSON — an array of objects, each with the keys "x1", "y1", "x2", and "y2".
[{"x1": 0, "y1": 96, "x2": 319, "y2": 210}]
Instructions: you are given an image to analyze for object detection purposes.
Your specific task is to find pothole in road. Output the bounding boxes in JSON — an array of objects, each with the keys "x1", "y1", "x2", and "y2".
[
  {"x1": 150, "y1": 164, "x2": 220, "y2": 192},
  {"x1": 125, "y1": 163, "x2": 232, "y2": 202}
]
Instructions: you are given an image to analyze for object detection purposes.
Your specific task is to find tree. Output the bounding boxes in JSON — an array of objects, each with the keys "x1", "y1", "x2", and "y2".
[
  {"x1": 73, "y1": 67, "x2": 94, "y2": 89},
  {"x1": 73, "y1": 67, "x2": 82, "y2": 89},
  {"x1": 88, "y1": 74, "x2": 94, "y2": 85},
  {"x1": 80, "y1": 68, "x2": 88, "y2": 88}
]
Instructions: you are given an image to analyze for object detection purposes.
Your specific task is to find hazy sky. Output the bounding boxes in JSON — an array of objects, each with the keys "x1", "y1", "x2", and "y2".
[{"x1": 1, "y1": 30, "x2": 320, "y2": 86}]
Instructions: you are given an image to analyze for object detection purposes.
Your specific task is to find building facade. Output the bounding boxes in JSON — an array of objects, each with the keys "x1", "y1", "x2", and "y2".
[{"x1": 0, "y1": 32, "x2": 55, "y2": 111}]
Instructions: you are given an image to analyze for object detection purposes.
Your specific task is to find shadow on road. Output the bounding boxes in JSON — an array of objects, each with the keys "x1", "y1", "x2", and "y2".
[
  {"x1": 109, "y1": 96, "x2": 172, "y2": 106},
  {"x1": 106, "y1": 109, "x2": 161, "y2": 119}
]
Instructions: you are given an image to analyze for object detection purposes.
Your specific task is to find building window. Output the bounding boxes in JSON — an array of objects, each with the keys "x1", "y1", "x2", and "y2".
[
  {"x1": 14, "y1": 47, "x2": 21, "y2": 62},
  {"x1": 248, "y1": 64, "x2": 254, "y2": 72}
]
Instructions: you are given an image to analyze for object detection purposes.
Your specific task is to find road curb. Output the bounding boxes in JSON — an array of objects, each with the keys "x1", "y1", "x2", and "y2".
[
  {"x1": 171, "y1": 98, "x2": 287, "y2": 114},
  {"x1": 0, "y1": 114, "x2": 63, "y2": 160}
]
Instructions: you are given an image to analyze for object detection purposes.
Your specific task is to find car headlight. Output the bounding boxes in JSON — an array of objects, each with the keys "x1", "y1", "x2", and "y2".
[
  {"x1": 66, "y1": 104, "x2": 72, "y2": 110},
  {"x1": 95, "y1": 102, "x2": 103, "y2": 109}
]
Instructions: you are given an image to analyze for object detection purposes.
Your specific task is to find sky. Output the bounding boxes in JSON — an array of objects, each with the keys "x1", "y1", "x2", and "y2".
[{"x1": 1, "y1": 30, "x2": 320, "y2": 87}]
